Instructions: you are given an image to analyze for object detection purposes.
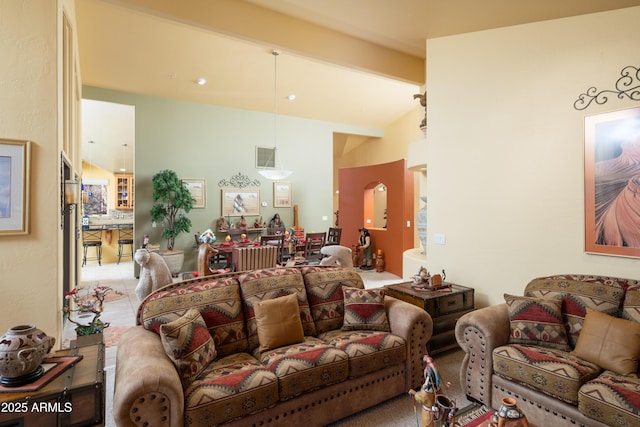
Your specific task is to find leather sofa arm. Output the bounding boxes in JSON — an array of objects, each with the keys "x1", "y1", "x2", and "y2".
[
  {"x1": 113, "y1": 327, "x2": 185, "y2": 427},
  {"x1": 455, "y1": 303, "x2": 510, "y2": 405},
  {"x1": 385, "y1": 296, "x2": 433, "y2": 389}
]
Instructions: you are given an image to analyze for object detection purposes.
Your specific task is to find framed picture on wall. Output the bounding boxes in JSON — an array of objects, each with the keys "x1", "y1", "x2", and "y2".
[
  {"x1": 221, "y1": 189, "x2": 260, "y2": 217},
  {"x1": 584, "y1": 106, "x2": 640, "y2": 258},
  {"x1": 183, "y1": 178, "x2": 206, "y2": 208},
  {"x1": 273, "y1": 181, "x2": 291, "y2": 207},
  {"x1": 0, "y1": 139, "x2": 30, "y2": 235}
]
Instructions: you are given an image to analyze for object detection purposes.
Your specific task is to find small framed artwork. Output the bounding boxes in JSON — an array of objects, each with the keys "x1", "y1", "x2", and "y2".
[
  {"x1": 221, "y1": 189, "x2": 260, "y2": 217},
  {"x1": 183, "y1": 178, "x2": 206, "y2": 209},
  {"x1": 274, "y1": 181, "x2": 291, "y2": 207},
  {"x1": 0, "y1": 139, "x2": 31, "y2": 235},
  {"x1": 584, "y1": 106, "x2": 640, "y2": 258}
]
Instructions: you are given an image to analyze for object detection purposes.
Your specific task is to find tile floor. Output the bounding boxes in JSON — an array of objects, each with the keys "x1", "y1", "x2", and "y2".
[{"x1": 69, "y1": 261, "x2": 405, "y2": 427}]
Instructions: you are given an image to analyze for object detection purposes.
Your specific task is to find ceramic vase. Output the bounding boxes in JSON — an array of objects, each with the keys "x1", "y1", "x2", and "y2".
[
  {"x1": 0, "y1": 324, "x2": 55, "y2": 386},
  {"x1": 374, "y1": 250, "x2": 385, "y2": 272},
  {"x1": 495, "y1": 397, "x2": 530, "y2": 427}
]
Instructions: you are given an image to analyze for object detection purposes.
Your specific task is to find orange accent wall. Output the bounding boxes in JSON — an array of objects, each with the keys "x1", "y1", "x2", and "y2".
[{"x1": 338, "y1": 159, "x2": 414, "y2": 276}]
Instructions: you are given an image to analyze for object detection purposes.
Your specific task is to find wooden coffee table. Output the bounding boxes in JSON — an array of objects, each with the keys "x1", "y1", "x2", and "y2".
[{"x1": 385, "y1": 282, "x2": 474, "y2": 354}]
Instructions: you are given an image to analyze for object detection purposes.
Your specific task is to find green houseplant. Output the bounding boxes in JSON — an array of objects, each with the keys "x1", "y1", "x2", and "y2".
[{"x1": 150, "y1": 169, "x2": 194, "y2": 275}]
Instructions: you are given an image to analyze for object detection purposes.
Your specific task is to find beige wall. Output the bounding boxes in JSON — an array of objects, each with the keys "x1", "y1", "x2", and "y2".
[
  {"x1": 426, "y1": 7, "x2": 640, "y2": 307},
  {"x1": 0, "y1": 0, "x2": 82, "y2": 345}
]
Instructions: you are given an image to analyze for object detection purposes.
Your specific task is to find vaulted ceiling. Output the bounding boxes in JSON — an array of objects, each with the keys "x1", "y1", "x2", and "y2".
[{"x1": 76, "y1": 0, "x2": 640, "y2": 172}]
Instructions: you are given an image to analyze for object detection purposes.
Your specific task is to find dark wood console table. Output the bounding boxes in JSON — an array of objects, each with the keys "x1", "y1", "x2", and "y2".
[
  {"x1": 0, "y1": 342, "x2": 105, "y2": 427},
  {"x1": 385, "y1": 282, "x2": 474, "y2": 354}
]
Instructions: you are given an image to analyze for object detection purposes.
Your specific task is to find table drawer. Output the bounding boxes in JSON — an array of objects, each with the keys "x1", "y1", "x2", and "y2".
[{"x1": 437, "y1": 293, "x2": 464, "y2": 315}]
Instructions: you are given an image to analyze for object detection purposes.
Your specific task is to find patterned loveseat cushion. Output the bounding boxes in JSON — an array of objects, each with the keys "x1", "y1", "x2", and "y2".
[
  {"x1": 578, "y1": 371, "x2": 640, "y2": 427},
  {"x1": 493, "y1": 344, "x2": 601, "y2": 404},
  {"x1": 524, "y1": 275, "x2": 628, "y2": 348},
  {"x1": 139, "y1": 276, "x2": 248, "y2": 357},
  {"x1": 183, "y1": 352, "x2": 279, "y2": 425},
  {"x1": 254, "y1": 337, "x2": 349, "y2": 400},
  {"x1": 300, "y1": 266, "x2": 365, "y2": 334},
  {"x1": 623, "y1": 284, "x2": 640, "y2": 323},
  {"x1": 319, "y1": 329, "x2": 406, "y2": 379}
]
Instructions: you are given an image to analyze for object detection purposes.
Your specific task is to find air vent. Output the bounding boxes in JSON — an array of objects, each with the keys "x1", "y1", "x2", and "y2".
[{"x1": 256, "y1": 146, "x2": 276, "y2": 169}]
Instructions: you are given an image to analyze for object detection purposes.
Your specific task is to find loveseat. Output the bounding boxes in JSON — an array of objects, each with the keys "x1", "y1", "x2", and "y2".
[
  {"x1": 455, "y1": 274, "x2": 640, "y2": 427},
  {"x1": 113, "y1": 266, "x2": 432, "y2": 426}
]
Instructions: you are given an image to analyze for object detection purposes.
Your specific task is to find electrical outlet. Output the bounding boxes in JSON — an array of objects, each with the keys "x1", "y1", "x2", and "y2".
[
  {"x1": 434, "y1": 234, "x2": 446, "y2": 245},
  {"x1": 322, "y1": 216, "x2": 328, "y2": 221}
]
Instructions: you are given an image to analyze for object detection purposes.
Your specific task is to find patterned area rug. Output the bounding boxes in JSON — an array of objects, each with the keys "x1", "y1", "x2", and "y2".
[
  {"x1": 103, "y1": 291, "x2": 128, "y2": 303},
  {"x1": 103, "y1": 326, "x2": 132, "y2": 348},
  {"x1": 453, "y1": 404, "x2": 494, "y2": 427}
]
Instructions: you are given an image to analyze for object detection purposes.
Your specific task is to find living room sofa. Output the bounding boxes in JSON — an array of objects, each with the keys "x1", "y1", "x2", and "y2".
[
  {"x1": 113, "y1": 266, "x2": 432, "y2": 426},
  {"x1": 455, "y1": 274, "x2": 640, "y2": 427}
]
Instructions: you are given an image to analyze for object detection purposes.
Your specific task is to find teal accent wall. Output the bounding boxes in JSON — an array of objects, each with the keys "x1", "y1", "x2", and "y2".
[{"x1": 82, "y1": 86, "x2": 381, "y2": 272}]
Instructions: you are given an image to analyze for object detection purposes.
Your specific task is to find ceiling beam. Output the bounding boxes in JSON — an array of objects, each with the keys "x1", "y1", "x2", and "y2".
[{"x1": 106, "y1": 0, "x2": 425, "y2": 85}]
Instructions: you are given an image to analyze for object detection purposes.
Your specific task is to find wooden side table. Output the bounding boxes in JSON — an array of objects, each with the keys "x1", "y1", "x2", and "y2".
[
  {"x1": 385, "y1": 282, "x2": 474, "y2": 354},
  {"x1": 0, "y1": 342, "x2": 105, "y2": 427}
]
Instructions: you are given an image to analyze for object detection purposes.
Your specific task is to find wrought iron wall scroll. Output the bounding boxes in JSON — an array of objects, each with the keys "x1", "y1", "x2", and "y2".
[
  {"x1": 218, "y1": 172, "x2": 261, "y2": 188},
  {"x1": 574, "y1": 65, "x2": 640, "y2": 110}
]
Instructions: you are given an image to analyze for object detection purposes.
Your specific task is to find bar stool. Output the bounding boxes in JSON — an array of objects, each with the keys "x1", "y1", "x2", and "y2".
[
  {"x1": 117, "y1": 225, "x2": 134, "y2": 264},
  {"x1": 82, "y1": 228, "x2": 103, "y2": 266}
]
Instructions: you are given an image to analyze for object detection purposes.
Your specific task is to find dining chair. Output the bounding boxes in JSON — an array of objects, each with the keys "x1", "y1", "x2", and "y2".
[
  {"x1": 260, "y1": 234, "x2": 286, "y2": 264},
  {"x1": 326, "y1": 227, "x2": 342, "y2": 246},
  {"x1": 303, "y1": 232, "x2": 326, "y2": 264}
]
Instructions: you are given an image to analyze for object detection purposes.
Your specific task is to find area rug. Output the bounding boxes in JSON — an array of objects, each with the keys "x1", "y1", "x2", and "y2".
[
  {"x1": 103, "y1": 326, "x2": 132, "y2": 348},
  {"x1": 103, "y1": 290, "x2": 128, "y2": 303},
  {"x1": 453, "y1": 404, "x2": 494, "y2": 427}
]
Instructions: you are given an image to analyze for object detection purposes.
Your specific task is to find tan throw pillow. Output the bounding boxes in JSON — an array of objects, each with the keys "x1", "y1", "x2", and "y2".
[
  {"x1": 572, "y1": 308, "x2": 640, "y2": 375},
  {"x1": 504, "y1": 294, "x2": 570, "y2": 351},
  {"x1": 342, "y1": 286, "x2": 390, "y2": 332},
  {"x1": 254, "y1": 293, "x2": 304, "y2": 352},
  {"x1": 159, "y1": 308, "x2": 217, "y2": 388}
]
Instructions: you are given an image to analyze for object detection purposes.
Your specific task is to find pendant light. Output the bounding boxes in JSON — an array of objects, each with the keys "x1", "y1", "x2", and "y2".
[{"x1": 258, "y1": 49, "x2": 292, "y2": 180}]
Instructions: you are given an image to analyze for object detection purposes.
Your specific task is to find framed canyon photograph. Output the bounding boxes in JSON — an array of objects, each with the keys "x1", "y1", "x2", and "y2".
[{"x1": 0, "y1": 139, "x2": 31, "y2": 235}]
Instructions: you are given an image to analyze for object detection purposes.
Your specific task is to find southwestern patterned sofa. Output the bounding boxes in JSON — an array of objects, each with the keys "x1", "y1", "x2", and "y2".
[
  {"x1": 455, "y1": 274, "x2": 640, "y2": 427},
  {"x1": 113, "y1": 266, "x2": 432, "y2": 426}
]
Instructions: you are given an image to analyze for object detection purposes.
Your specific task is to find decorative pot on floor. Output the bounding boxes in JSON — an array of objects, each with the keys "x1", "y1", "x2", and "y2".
[
  {"x1": 0, "y1": 324, "x2": 55, "y2": 386},
  {"x1": 494, "y1": 397, "x2": 530, "y2": 427},
  {"x1": 160, "y1": 249, "x2": 184, "y2": 277}
]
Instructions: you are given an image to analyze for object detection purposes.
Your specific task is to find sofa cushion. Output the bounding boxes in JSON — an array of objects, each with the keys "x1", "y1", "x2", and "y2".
[
  {"x1": 578, "y1": 371, "x2": 640, "y2": 427},
  {"x1": 238, "y1": 268, "x2": 316, "y2": 352},
  {"x1": 184, "y1": 352, "x2": 279, "y2": 426},
  {"x1": 525, "y1": 275, "x2": 628, "y2": 348},
  {"x1": 572, "y1": 308, "x2": 640, "y2": 375},
  {"x1": 255, "y1": 337, "x2": 349, "y2": 400},
  {"x1": 342, "y1": 287, "x2": 390, "y2": 332},
  {"x1": 254, "y1": 293, "x2": 304, "y2": 352},
  {"x1": 504, "y1": 294, "x2": 570, "y2": 351},
  {"x1": 493, "y1": 344, "x2": 601, "y2": 405},
  {"x1": 140, "y1": 276, "x2": 248, "y2": 356},
  {"x1": 159, "y1": 308, "x2": 217, "y2": 388},
  {"x1": 301, "y1": 266, "x2": 364, "y2": 334},
  {"x1": 623, "y1": 284, "x2": 640, "y2": 323},
  {"x1": 320, "y1": 329, "x2": 406, "y2": 379}
]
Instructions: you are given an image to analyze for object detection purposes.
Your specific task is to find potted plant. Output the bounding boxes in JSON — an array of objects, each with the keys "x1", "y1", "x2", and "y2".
[
  {"x1": 150, "y1": 169, "x2": 194, "y2": 275},
  {"x1": 63, "y1": 285, "x2": 122, "y2": 345}
]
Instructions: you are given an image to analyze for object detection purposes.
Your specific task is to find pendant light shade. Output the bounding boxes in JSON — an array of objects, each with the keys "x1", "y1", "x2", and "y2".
[{"x1": 258, "y1": 49, "x2": 292, "y2": 180}]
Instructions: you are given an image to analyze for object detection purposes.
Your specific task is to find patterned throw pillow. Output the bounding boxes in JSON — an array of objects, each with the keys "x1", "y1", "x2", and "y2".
[
  {"x1": 504, "y1": 294, "x2": 570, "y2": 351},
  {"x1": 254, "y1": 293, "x2": 304, "y2": 352},
  {"x1": 342, "y1": 286, "x2": 390, "y2": 332},
  {"x1": 160, "y1": 308, "x2": 217, "y2": 388},
  {"x1": 572, "y1": 308, "x2": 640, "y2": 375}
]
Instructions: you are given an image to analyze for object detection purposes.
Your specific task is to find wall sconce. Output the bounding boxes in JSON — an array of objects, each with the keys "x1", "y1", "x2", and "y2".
[{"x1": 64, "y1": 179, "x2": 80, "y2": 208}]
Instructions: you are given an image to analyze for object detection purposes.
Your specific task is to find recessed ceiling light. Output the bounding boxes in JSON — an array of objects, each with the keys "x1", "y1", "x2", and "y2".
[
  {"x1": 196, "y1": 78, "x2": 207, "y2": 85},
  {"x1": 287, "y1": 94, "x2": 296, "y2": 101}
]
